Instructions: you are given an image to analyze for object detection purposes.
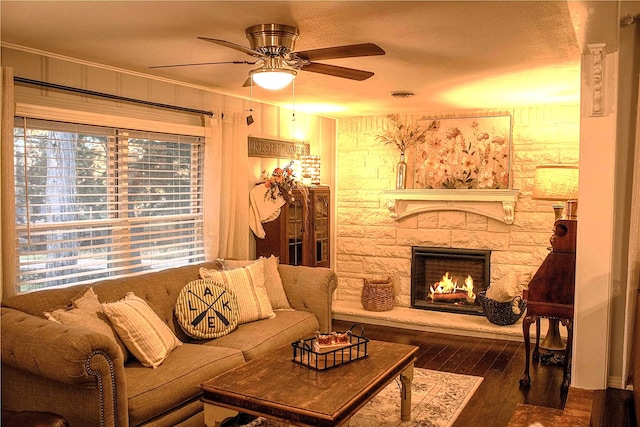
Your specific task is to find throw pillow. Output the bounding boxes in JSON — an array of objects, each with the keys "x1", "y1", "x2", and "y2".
[
  {"x1": 103, "y1": 293, "x2": 182, "y2": 368},
  {"x1": 71, "y1": 286, "x2": 104, "y2": 311},
  {"x1": 223, "y1": 256, "x2": 292, "y2": 310},
  {"x1": 174, "y1": 280, "x2": 240, "y2": 339},
  {"x1": 199, "y1": 260, "x2": 275, "y2": 325},
  {"x1": 44, "y1": 287, "x2": 130, "y2": 361}
]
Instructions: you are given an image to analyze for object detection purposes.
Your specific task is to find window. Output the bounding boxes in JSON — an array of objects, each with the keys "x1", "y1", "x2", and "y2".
[{"x1": 13, "y1": 117, "x2": 205, "y2": 292}]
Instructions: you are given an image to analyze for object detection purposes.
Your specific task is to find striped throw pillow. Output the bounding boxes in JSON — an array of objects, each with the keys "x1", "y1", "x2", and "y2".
[
  {"x1": 199, "y1": 260, "x2": 275, "y2": 325},
  {"x1": 103, "y1": 293, "x2": 182, "y2": 368},
  {"x1": 222, "y1": 256, "x2": 292, "y2": 311}
]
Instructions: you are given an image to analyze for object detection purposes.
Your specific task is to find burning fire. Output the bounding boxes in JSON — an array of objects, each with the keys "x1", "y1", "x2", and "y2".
[{"x1": 429, "y1": 272, "x2": 475, "y2": 302}]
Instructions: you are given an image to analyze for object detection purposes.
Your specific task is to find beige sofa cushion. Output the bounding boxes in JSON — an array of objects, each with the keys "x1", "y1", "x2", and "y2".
[
  {"x1": 125, "y1": 344, "x2": 245, "y2": 426},
  {"x1": 103, "y1": 293, "x2": 182, "y2": 368},
  {"x1": 205, "y1": 310, "x2": 319, "y2": 361}
]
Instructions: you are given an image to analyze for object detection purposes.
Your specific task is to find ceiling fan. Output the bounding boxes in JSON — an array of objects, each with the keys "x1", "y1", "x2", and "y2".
[{"x1": 150, "y1": 24, "x2": 385, "y2": 90}]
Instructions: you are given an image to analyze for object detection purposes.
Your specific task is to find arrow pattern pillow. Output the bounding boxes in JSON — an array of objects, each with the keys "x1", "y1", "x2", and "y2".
[{"x1": 175, "y1": 280, "x2": 240, "y2": 339}]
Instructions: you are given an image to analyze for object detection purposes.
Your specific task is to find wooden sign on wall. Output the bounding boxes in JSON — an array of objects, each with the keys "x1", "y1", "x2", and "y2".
[{"x1": 248, "y1": 136, "x2": 310, "y2": 158}]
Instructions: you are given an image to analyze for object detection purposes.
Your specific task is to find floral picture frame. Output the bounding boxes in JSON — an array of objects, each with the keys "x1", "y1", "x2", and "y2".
[{"x1": 414, "y1": 115, "x2": 512, "y2": 189}]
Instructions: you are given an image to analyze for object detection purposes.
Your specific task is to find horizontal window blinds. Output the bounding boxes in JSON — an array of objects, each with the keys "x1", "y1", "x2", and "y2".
[{"x1": 13, "y1": 116, "x2": 205, "y2": 291}]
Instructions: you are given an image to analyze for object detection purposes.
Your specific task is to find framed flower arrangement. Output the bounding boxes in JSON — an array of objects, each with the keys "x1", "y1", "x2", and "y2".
[{"x1": 414, "y1": 115, "x2": 512, "y2": 189}]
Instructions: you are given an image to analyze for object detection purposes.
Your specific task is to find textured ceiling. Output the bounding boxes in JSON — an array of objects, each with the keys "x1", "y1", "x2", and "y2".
[{"x1": 1, "y1": 1, "x2": 582, "y2": 117}]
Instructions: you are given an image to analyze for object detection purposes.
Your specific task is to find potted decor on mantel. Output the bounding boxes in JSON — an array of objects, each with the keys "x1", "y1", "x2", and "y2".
[{"x1": 376, "y1": 114, "x2": 428, "y2": 189}]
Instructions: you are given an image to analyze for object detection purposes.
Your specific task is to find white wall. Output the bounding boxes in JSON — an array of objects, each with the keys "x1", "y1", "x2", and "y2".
[{"x1": 573, "y1": 0, "x2": 639, "y2": 390}]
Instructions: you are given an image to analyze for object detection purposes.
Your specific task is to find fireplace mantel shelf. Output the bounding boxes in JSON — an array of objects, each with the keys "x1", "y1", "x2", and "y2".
[{"x1": 383, "y1": 189, "x2": 520, "y2": 224}]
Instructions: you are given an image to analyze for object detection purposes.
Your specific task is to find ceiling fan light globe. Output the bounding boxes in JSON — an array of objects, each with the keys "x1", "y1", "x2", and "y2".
[{"x1": 251, "y1": 69, "x2": 296, "y2": 90}]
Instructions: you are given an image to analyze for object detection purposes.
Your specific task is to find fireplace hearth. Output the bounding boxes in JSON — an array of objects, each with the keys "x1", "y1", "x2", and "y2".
[{"x1": 411, "y1": 247, "x2": 491, "y2": 315}]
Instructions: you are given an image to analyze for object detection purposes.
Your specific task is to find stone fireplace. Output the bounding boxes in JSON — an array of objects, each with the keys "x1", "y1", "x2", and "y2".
[
  {"x1": 332, "y1": 107, "x2": 579, "y2": 319},
  {"x1": 411, "y1": 246, "x2": 491, "y2": 315}
]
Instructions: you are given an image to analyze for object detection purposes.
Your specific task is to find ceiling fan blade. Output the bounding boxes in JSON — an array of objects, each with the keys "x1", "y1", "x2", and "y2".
[
  {"x1": 243, "y1": 77, "x2": 253, "y2": 87},
  {"x1": 149, "y1": 60, "x2": 256, "y2": 69},
  {"x1": 198, "y1": 37, "x2": 264, "y2": 57},
  {"x1": 301, "y1": 62, "x2": 374, "y2": 81},
  {"x1": 295, "y1": 43, "x2": 385, "y2": 61}
]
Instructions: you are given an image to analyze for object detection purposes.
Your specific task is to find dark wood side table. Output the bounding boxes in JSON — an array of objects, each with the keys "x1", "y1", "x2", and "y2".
[{"x1": 520, "y1": 218, "x2": 577, "y2": 393}]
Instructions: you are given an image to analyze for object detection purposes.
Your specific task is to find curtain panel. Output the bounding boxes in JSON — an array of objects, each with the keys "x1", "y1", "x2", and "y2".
[
  {"x1": 216, "y1": 110, "x2": 250, "y2": 259},
  {"x1": 1, "y1": 67, "x2": 16, "y2": 300}
]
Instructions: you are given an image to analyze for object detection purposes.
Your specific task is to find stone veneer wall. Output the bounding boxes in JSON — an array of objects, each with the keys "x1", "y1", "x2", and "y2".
[{"x1": 335, "y1": 106, "x2": 580, "y2": 306}]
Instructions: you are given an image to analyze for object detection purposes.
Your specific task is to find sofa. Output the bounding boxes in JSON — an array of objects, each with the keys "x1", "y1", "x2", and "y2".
[{"x1": 1, "y1": 260, "x2": 337, "y2": 427}]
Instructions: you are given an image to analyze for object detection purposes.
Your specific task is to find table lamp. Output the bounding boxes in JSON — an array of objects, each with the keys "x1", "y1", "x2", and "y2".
[
  {"x1": 301, "y1": 155, "x2": 321, "y2": 186},
  {"x1": 532, "y1": 164, "x2": 579, "y2": 352},
  {"x1": 533, "y1": 164, "x2": 579, "y2": 220}
]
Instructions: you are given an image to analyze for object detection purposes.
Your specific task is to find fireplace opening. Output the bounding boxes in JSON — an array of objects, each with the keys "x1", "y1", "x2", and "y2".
[{"x1": 411, "y1": 247, "x2": 491, "y2": 315}]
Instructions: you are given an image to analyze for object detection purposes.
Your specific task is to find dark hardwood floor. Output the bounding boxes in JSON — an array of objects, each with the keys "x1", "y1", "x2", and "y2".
[{"x1": 333, "y1": 319, "x2": 635, "y2": 427}]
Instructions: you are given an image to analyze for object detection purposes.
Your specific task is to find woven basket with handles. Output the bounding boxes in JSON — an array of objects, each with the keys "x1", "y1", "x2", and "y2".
[
  {"x1": 361, "y1": 277, "x2": 395, "y2": 312},
  {"x1": 476, "y1": 291, "x2": 527, "y2": 326}
]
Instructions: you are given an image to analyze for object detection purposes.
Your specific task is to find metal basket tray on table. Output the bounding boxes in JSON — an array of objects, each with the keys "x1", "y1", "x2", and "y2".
[{"x1": 292, "y1": 329, "x2": 369, "y2": 371}]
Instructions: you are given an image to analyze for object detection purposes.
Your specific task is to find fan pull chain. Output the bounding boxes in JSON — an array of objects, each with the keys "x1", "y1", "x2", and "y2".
[
  {"x1": 291, "y1": 78, "x2": 296, "y2": 123},
  {"x1": 290, "y1": 78, "x2": 297, "y2": 141},
  {"x1": 246, "y1": 78, "x2": 255, "y2": 126}
]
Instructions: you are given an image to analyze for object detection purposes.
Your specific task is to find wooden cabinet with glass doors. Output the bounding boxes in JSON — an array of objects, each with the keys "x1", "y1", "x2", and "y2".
[{"x1": 255, "y1": 186, "x2": 330, "y2": 268}]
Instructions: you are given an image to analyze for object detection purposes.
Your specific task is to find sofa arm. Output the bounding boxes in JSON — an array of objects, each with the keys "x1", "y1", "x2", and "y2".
[
  {"x1": 1, "y1": 307, "x2": 128, "y2": 427},
  {"x1": 277, "y1": 265, "x2": 337, "y2": 332},
  {"x1": 1, "y1": 307, "x2": 125, "y2": 383}
]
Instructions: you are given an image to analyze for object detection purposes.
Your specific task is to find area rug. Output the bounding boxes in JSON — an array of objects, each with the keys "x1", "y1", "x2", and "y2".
[{"x1": 241, "y1": 368, "x2": 483, "y2": 427}]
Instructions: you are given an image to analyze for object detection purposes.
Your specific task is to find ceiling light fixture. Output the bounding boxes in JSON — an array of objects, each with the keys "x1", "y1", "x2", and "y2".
[
  {"x1": 250, "y1": 57, "x2": 297, "y2": 90},
  {"x1": 250, "y1": 68, "x2": 296, "y2": 90}
]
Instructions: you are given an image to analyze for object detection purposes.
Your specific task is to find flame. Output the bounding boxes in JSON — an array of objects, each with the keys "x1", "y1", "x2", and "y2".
[
  {"x1": 429, "y1": 273, "x2": 476, "y2": 301},
  {"x1": 430, "y1": 272, "x2": 455, "y2": 294},
  {"x1": 465, "y1": 275, "x2": 475, "y2": 299}
]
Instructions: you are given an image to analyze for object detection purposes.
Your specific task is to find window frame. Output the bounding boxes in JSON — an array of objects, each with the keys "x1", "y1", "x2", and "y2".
[{"x1": 10, "y1": 103, "x2": 207, "y2": 293}]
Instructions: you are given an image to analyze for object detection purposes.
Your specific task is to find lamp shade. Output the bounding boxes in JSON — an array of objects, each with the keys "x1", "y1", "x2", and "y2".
[
  {"x1": 301, "y1": 155, "x2": 321, "y2": 185},
  {"x1": 250, "y1": 69, "x2": 296, "y2": 90},
  {"x1": 533, "y1": 165, "x2": 579, "y2": 201}
]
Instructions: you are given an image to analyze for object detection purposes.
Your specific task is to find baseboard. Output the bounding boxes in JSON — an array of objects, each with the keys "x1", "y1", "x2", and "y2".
[{"x1": 606, "y1": 374, "x2": 634, "y2": 391}]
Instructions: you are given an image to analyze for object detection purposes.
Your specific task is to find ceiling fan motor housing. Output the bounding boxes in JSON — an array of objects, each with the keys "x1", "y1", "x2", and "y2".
[{"x1": 246, "y1": 24, "x2": 299, "y2": 56}]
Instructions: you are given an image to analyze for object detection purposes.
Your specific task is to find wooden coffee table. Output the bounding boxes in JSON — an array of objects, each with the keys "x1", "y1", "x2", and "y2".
[{"x1": 201, "y1": 339, "x2": 418, "y2": 427}]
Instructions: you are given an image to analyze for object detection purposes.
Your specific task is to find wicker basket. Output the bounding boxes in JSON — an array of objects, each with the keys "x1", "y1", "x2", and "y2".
[
  {"x1": 361, "y1": 277, "x2": 395, "y2": 312},
  {"x1": 476, "y1": 291, "x2": 527, "y2": 326}
]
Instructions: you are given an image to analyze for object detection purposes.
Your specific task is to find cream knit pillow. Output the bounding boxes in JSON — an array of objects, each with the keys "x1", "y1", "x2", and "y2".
[{"x1": 486, "y1": 270, "x2": 518, "y2": 302}]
